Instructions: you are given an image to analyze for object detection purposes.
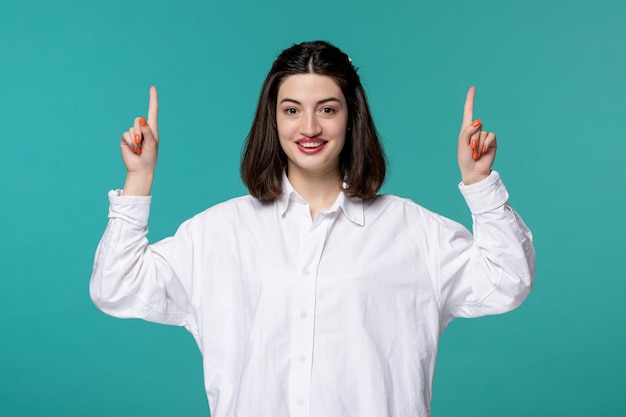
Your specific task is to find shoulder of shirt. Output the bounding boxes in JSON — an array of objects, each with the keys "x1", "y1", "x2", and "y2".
[
  {"x1": 367, "y1": 193, "x2": 425, "y2": 210},
  {"x1": 185, "y1": 194, "x2": 272, "y2": 223},
  {"x1": 367, "y1": 194, "x2": 466, "y2": 234},
  {"x1": 366, "y1": 194, "x2": 441, "y2": 220}
]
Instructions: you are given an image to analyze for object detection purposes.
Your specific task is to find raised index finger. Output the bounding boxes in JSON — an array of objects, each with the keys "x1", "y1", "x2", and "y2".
[
  {"x1": 463, "y1": 86, "x2": 475, "y2": 126},
  {"x1": 147, "y1": 85, "x2": 159, "y2": 131}
]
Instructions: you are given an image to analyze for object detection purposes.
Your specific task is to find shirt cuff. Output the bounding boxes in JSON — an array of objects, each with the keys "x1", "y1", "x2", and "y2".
[
  {"x1": 107, "y1": 189, "x2": 152, "y2": 226},
  {"x1": 458, "y1": 171, "x2": 509, "y2": 214}
]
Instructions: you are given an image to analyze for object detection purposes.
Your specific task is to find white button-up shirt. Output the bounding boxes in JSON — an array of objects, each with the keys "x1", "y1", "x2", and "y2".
[{"x1": 90, "y1": 171, "x2": 535, "y2": 417}]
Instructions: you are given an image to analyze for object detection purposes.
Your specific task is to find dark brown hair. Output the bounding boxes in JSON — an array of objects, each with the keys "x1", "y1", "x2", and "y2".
[{"x1": 240, "y1": 40, "x2": 386, "y2": 200}]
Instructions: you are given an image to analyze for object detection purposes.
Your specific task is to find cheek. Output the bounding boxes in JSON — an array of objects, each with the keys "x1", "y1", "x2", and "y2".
[
  {"x1": 330, "y1": 118, "x2": 349, "y2": 140},
  {"x1": 276, "y1": 120, "x2": 292, "y2": 154},
  {"x1": 276, "y1": 116, "x2": 294, "y2": 140}
]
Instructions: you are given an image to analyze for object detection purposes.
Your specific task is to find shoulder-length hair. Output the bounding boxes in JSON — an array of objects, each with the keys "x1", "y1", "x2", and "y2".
[{"x1": 240, "y1": 40, "x2": 386, "y2": 200}]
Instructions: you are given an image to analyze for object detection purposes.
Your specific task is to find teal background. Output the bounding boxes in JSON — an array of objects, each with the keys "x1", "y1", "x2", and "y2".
[{"x1": 1, "y1": 0, "x2": 624, "y2": 415}]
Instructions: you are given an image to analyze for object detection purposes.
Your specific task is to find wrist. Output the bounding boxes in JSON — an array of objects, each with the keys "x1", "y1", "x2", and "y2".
[
  {"x1": 123, "y1": 171, "x2": 154, "y2": 196},
  {"x1": 461, "y1": 171, "x2": 490, "y2": 186}
]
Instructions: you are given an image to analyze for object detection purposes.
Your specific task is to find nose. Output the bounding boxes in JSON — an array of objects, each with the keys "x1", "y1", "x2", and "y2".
[{"x1": 300, "y1": 113, "x2": 322, "y2": 138}]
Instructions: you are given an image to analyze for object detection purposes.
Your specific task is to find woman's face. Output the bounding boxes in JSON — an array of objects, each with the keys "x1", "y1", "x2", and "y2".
[{"x1": 276, "y1": 73, "x2": 348, "y2": 179}]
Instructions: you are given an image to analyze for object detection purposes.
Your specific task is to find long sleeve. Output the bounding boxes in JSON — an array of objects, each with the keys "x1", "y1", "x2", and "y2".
[
  {"x1": 89, "y1": 190, "x2": 198, "y2": 333},
  {"x1": 435, "y1": 171, "x2": 535, "y2": 327}
]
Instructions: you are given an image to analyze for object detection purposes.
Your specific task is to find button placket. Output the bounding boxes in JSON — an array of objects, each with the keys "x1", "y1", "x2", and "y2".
[{"x1": 289, "y1": 216, "x2": 329, "y2": 416}]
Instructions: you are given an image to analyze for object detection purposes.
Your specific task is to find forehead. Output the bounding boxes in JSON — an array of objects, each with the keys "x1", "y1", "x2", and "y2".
[{"x1": 277, "y1": 74, "x2": 345, "y2": 102}]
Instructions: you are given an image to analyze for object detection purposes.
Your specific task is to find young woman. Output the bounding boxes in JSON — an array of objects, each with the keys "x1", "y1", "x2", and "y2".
[{"x1": 90, "y1": 40, "x2": 535, "y2": 417}]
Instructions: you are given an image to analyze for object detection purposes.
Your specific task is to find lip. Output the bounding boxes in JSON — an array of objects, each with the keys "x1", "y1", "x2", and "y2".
[{"x1": 295, "y1": 137, "x2": 327, "y2": 154}]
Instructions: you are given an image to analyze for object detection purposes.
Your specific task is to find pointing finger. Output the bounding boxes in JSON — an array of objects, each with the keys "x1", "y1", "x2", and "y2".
[
  {"x1": 148, "y1": 85, "x2": 158, "y2": 131},
  {"x1": 463, "y1": 86, "x2": 475, "y2": 127}
]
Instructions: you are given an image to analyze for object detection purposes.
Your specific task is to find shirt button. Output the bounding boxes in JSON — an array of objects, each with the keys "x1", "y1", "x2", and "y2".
[
  {"x1": 303, "y1": 268, "x2": 310, "y2": 276},
  {"x1": 300, "y1": 310, "x2": 308, "y2": 319},
  {"x1": 297, "y1": 399, "x2": 305, "y2": 407},
  {"x1": 299, "y1": 355, "x2": 306, "y2": 363},
  {"x1": 302, "y1": 232, "x2": 308, "y2": 238}
]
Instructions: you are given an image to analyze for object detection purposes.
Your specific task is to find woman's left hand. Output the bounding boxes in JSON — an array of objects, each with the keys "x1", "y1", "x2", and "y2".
[{"x1": 457, "y1": 86, "x2": 497, "y2": 185}]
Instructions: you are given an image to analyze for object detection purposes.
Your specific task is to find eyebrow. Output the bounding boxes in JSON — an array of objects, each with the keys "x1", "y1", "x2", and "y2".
[{"x1": 279, "y1": 97, "x2": 343, "y2": 106}]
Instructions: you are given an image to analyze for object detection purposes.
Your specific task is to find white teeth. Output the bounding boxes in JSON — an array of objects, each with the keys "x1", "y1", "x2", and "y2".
[{"x1": 299, "y1": 142, "x2": 323, "y2": 148}]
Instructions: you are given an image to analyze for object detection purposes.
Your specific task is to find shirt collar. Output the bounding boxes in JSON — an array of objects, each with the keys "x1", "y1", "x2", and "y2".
[
  {"x1": 333, "y1": 187, "x2": 364, "y2": 226},
  {"x1": 278, "y1": 172, "x2": 364, "y2": 226},
  {"x1": 278, "y1": 173, "x2": 301, "y2": 215}
]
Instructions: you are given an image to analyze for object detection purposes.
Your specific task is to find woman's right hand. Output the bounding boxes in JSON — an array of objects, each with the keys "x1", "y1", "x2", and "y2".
[{"x1": 120, "y1": 86, "x2": 159, "y2": 196}]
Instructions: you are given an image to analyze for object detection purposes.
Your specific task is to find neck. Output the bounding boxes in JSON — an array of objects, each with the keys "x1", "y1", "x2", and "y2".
[{"x1": 287, "y1": 167, "x2": 343, "y2": 220}]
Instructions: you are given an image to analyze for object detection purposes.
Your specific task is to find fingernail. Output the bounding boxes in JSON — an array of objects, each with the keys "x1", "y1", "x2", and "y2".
[
  {"x1": 482, "y1": 146, "x2": 487, "y2": 154},
  {"x1": 139, "y1": 117, "x2": 147, "y2": 126},
  {"x1": 472, "y1": 119, "x2": 482, "y2": 128},
  {"x1": 472, "y1": 150, "x2": 479, "y2": 160},
  {"x1": 471, "y1": 140, "x2": 477, "y2": 150},
  {"x1": 134, "y1": 134, "x2": 141, "y2": 144},
  {"x1": 134, "y1": 147, "x2": 142, "y2": 155}
]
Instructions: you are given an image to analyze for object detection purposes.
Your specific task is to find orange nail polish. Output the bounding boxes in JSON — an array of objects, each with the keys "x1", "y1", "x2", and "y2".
[
  {"x1": 472, "y1": 150, "x2": 479, "y2": 160},
  {"x1": 471, "y1": 140, "x2": 477, "y2": 150},
  {"x1": 134, "y1": 134, "x2": 141, "y2": 144},
  {"x1": 139, "y1": 117, "x2": 147, "y2": 126},
  {"x1": 134, "y1": 147, "x2": 142, "y2": 155},
  {"x1": 472, "y1": 119, "x2": 482, "y2": 128},
  {"x1": 482, "y1": 146, "x2": 487, "y2": 154}
]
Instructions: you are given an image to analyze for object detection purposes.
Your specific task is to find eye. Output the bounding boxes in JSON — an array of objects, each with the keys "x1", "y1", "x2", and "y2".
[
  {"x1": 284, "y1": 107, "x2": 298, "y2": 115},
  {"x1": 320, "y1": 107, "x2": 336, "y2": 115}
]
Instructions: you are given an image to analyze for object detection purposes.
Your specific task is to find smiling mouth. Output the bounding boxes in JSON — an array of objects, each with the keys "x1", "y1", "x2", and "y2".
[
  {"x1": 296, "y1": 138, "x2": 327, "y2": 149},
  {"x1": 297, "y1": 141, "x2": 326, "y2": 148}
]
